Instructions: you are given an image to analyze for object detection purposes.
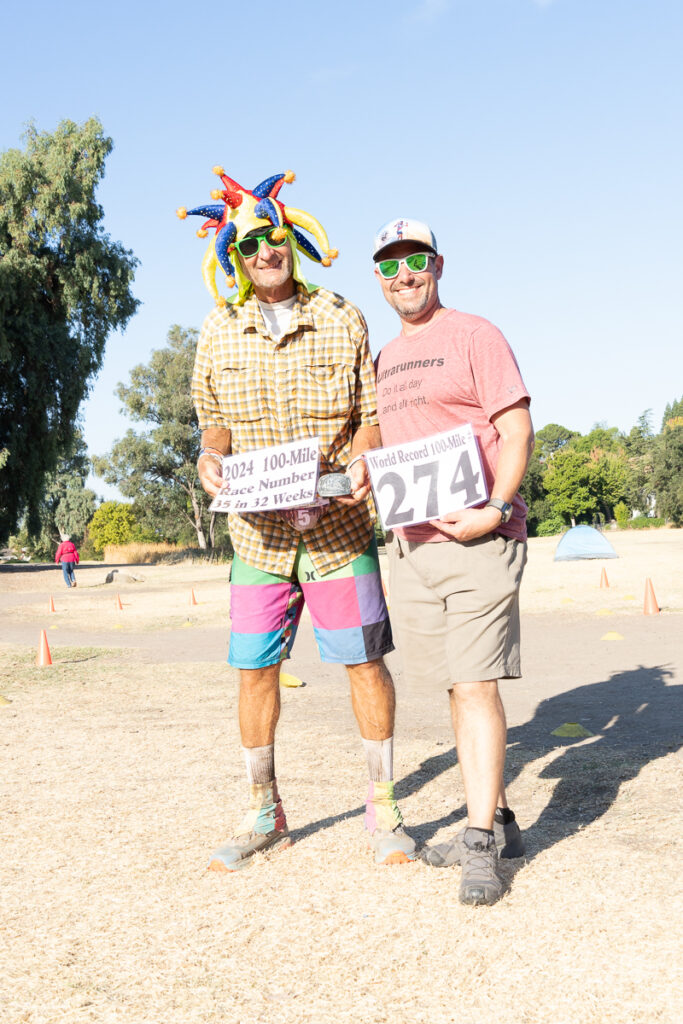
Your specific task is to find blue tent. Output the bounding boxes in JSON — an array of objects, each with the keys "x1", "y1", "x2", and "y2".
[{"x1": 554, "y1": 525, "x2": 618, "y2": 561}]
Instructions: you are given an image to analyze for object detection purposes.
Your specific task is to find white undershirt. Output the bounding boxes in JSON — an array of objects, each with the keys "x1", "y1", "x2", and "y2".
[{"x1": 257, "y1": 296, "x2": 296, "y2": 340}]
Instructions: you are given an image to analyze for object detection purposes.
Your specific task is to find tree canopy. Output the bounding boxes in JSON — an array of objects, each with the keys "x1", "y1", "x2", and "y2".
[
  {"x1": 88, "y1": 501, "x2": 140, "y2": 553},
  {"x1": 521, "y1": 400, "x2": 683, "y2": 533},
  {"x1": 93, "y1": 326, "x2": 224, "y2": 549},
  {"x1": 0, "y1": 117, "x2": 138, "y2": 542}
]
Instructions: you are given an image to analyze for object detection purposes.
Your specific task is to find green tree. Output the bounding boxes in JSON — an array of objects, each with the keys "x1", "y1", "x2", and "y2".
[
  {"x1": 541, "y1": 424, "x2": 631, "y2": 525},
  {"x1": 520, "y1": 423, "x2": 578, "y2": 534},
  {"x1": 570, "y1": 424, "x2": 623, "y2": 456},
  {"x1": 652, "y1": 423, "x2": 683, "y2": 525},
  {"x1": 519, "y1": 452, "x2": 547, "y2": 534},
  {"x1": 535, "y1": 423, "x2": 578, "y2": 459},
  {"x1": 0, "y1": 118, "x2": 139, "y2": 542},
  {"x1": 568, "y1": 426, "x2": 630, "y2": 520},
  {"x1": 93, "y1": 326, "x2": 219, "y2": 549},
  {"x1": 543, "y1": 448, "x2": 596, "y2": 523},
  {"x1": 614, "y1": 501, "x2": 630, "y2": 528},
  {"x1": 88, "y1": 501, "x2": 139, "y2": 553},
  {"x1": 7, "y1": 431, "x2": 97, "y2": 559},
  {"x1": 589, "y1": 450, "x2": 629, "y2": 520},
  {"x1": 662, "y1": 396, "x2": 683, "y2": 431},
  {"x1": 38, "y1": 431, "x2": 97, "y2": 556},
  {"x1": 623, "y1": 410, "x2": 656, "y2": 514}
]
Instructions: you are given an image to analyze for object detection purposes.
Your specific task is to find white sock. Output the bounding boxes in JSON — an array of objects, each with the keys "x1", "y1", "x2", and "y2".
[
  {"x1": 242, "y1": 744, "x2": 275, "y2": 785},
  {"x1": 362, "y1": 737, "x2": 394, "y2": 783}
]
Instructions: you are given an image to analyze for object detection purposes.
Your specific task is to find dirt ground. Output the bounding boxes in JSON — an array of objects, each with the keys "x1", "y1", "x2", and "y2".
[{"x1": 1, "y1": 529, "x2": 681, "y2": 1024}]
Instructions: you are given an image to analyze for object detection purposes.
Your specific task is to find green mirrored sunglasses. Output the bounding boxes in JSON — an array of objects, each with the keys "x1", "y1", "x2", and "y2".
[
  {"x1": 235, "y1": 227, "x2": 289, "y2": 259},
  {"x1": 377, "y1": 251, "x2": 433, "y2": 279}
]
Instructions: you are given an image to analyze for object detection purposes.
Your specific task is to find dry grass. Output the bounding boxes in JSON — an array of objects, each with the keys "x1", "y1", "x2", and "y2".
[
  {"x1": 103, "y1": 541, "x2": 184, "y2": 563},
  {"x1": 0, "y1": 530, "x2": 681, "y2": 1023},
  {"x1": 0, "y1": 645, "x2": 680, "y2": 1024},
  {"x1": 519, "y1": 527, "x2": 682, "y2": 614},
  {"x1": 4, "y1": 561, "x2": 230, "y2": 636},
  {"x1": 102, "y1": 542, "x2": 232, "y2": 565}
]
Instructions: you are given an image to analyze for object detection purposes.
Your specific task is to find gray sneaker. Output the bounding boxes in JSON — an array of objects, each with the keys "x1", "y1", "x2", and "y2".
[
  {"x1": 420, "y1": 810, "x2": 525, "y2": 868},
  {"x1": 420, "y1": 831, "x2": 463, "y2": 868},
  {"x1": 459, "y1": 828, "x2": 504, "y2": 906}
]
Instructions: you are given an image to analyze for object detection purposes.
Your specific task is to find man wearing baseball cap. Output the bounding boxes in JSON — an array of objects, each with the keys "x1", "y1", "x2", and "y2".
[{"x1": 371, "y1": 218, "x2": 535, "y2": 905}]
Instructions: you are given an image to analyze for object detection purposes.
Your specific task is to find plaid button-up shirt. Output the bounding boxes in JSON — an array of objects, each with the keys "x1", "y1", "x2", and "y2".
[{"x1": 192, "y1": 284, "x2": 377, "y2": 576}]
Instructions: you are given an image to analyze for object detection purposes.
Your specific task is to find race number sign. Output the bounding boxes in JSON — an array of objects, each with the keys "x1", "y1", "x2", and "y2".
[
  {"x1": 365, "y1": 425, "x2": 488, "y2": 530},
  {"x1": 209, "y1": 437, "x2": 321, "y2": 514}
]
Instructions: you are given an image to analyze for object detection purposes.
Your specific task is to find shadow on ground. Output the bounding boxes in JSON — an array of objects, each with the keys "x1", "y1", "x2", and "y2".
[{"x1": 291, "y1": 665, "x2": 682, "y2": 860}]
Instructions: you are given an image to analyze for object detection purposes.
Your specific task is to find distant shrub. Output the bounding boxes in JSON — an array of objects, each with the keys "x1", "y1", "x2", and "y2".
[
  {"x1": 88, "y1": 502, "x2": 139, "y2": 553},
  {"x1": 536, "y1": 516, "x2": 566, "y2": 537},
  {"x1": 614, "y1": 501, "x2": 630, "y2": 529},
  {"x1": 627, "y1": 517, "x2": 666, "y2": 530}
]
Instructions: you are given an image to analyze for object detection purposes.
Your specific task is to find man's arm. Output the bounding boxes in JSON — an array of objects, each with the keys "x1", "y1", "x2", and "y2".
[
  {"x1": 333, "y1": 308, "x2": 383, "y2": 506},
  {"x1": 197, "y1": 427, "x2": 232, "y2": 498},
  {"x1": 334, "y1": 423, "x2": 382, "y2": 506},
  {"x1": 192, "y1": 317, "x2": 233, "y2": 499},
  {"x1": 431, "y1": 401, "x2": 534, "y2": 541}
]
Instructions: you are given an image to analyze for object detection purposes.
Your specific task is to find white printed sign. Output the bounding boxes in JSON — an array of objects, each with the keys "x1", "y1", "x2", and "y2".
[
  {"x1": 365, "y1": 424, "x2": 488, "y2": 530},
  {"x1": 209, "y1": 437, "x2": 321, "y2": 514}
]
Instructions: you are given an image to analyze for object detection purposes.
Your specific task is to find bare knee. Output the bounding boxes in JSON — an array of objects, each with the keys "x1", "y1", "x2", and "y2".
[
  {"x1": 450, "y1": 680, "x2": 501, "y2": 710},
  {"x1": 239, "y1": 665, "x2": 281, "y2": 694},
  {"x1": 346, "y1": 658, "x2": 393, "y2": 688}
]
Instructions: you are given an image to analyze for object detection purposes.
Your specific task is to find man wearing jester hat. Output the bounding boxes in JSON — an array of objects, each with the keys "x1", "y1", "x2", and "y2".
[{"x1": 180, "y1": 168, "x2": 416, "y2": 871}]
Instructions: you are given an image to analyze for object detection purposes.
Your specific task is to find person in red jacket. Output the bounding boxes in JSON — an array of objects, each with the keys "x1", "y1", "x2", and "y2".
[{"x1": 54, "y1": 534, "x2": 80, "y2": 588}]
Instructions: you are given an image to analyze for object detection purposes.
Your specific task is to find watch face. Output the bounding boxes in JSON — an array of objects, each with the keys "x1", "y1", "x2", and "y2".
[{"x1": 489, "y1": 499, "x2": 512, "y2": 522}]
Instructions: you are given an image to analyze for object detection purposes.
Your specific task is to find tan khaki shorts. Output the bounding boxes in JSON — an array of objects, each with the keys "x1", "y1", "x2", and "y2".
[{"x1": 386, "y1": 532, "x2": 527, "y2": 690}]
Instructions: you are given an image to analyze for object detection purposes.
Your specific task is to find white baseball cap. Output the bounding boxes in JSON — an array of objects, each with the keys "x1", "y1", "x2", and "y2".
[{"x1": 372, "y1": 218, "x2": 438, "y2": 261}]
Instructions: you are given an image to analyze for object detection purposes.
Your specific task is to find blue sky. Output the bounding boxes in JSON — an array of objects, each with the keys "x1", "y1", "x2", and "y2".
[{"x1": 2, "y1": 0, "x2": 682, "y2": 499}]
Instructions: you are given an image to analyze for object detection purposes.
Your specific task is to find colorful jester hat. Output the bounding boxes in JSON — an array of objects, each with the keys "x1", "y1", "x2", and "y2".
[{"x1": 177, "y1": 167, "x2": 338, "y2": 306}]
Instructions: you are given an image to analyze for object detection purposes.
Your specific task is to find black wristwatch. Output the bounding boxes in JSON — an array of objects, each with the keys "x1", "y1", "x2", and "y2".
[{"x1": 486, "y1": 498, "x2": 513, "y2": 524}]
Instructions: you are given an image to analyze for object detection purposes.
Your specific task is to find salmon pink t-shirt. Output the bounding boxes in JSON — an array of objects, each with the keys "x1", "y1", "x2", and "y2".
[{"x1": 375, "y1": 308, "x2": 530, "y2": 542}]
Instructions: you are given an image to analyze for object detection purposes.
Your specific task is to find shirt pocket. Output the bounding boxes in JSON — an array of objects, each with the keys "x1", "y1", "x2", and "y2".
[
  {"x1": 295, "y1": 363, "x2": 355, "y2": 420},
  {"x1": 217, "y1": 364, "x2": 263, "y2": 423}
]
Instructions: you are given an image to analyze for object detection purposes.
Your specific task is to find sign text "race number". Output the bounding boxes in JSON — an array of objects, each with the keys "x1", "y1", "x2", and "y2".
[{"x1": 209, "y1": 437, "x2": 321, "y2": 514}]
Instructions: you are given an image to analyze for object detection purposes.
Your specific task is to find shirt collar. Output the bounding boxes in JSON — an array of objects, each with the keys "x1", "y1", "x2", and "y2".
[{"x1": 242, "y1": 283, "x2": 315, "y2": 341}]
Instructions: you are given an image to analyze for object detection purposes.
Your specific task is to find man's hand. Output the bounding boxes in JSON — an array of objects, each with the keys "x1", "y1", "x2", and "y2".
[
  {"x1": 334, "y1": 458, "x2": 372, "y2": 507},
  {"x1": 198, "y1": 428, "x2": 230, "y2": 498},
  {"x1": 197, "y1": 453, "x2": 224, "y2": 497},
  {"x1": 430, "y1": 505, "x2": 502, "y2": 542}
]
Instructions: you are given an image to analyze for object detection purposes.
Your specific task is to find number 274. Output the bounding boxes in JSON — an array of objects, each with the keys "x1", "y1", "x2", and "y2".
[{"x1": 377, "y1": 452, "x2": 483, "y2": 528}]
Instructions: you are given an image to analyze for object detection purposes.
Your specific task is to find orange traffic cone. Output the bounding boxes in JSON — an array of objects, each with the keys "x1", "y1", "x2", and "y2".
[
  {"x1": 36, "y1": 630, "x2": 53, "y2": 667},
  {"x1": 48, "y1": 595, "x2": 56, "y2": 613},
  {"x1": 190, "y1": 588, "x2": 198, "y2": 606},
  {"x1": 643, "y1": 578, "x2": 660, "y2": 615},
  {"x1": 115, "y1": 593, "x2": 123, "y2": 611},
  {"x1": 600, "y1": 568, "x2": 609, "y2": 588}
]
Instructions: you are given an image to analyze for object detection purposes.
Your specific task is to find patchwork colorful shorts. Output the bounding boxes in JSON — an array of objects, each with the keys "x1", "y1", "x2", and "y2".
[{"x1": 228, "y1": 538, "x2": 393, "y2": 669}]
